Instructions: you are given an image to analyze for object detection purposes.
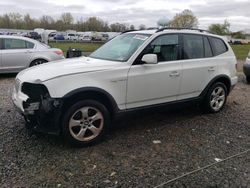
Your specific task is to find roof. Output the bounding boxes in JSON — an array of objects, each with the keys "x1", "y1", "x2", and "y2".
[{"x1": 0, "y1": 35, "x2": 39, "y2": 43}]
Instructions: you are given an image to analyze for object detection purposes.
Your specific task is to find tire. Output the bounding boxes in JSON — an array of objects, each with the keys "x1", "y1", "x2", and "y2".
[
  {"x1": 202, "y1": 82, "x2": 227, "y2": 113},
  {"x1": 30, "y1": 59, "x2": 47, "y2": 67},
  {"x1": 62, "y1": 100, "x2": 110, "y2": 147},
  {"x1": 246, "y1": 76, "x2": 250, "y2": 83}
]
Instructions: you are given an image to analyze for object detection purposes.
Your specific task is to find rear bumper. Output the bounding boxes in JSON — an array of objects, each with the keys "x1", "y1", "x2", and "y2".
[{"x1": 229, "y1": 76, "x2": 238, "y2": 93}]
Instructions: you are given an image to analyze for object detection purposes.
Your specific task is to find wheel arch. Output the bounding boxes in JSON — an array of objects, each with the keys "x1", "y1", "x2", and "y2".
[
  {"x1": 29, "y1": 57, "x2": 49, "y2": 67},
  {"x1": 200, "y1": 75, "x2": 232, "y2": 98},
  {"x1": 62, "y1": 87, "x2": 120, "y2": 117}
]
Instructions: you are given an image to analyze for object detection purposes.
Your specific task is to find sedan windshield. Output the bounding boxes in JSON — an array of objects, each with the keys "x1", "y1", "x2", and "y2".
[{"x1": 89, "y1": 33, "x2": 151, "y2": 62}]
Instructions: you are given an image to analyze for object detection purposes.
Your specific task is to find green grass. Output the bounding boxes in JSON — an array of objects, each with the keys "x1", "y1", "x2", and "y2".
[
  {"x1": 49, "y1": 42, "x2": 102, "y2": 53},
  {"x1": 231, "y1": 44, "x2": 250, "y2": 60},
  {"x1": 49, "y1": 42, "x2": 250, "y2": 61}
]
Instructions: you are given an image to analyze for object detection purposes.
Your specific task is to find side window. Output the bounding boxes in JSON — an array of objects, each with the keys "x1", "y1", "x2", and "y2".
[
  {"x1": 204, "y1": 37, "x2": 213, "y2": 58},
  {"x1": 26, "y1": 41, "x2": 35, "y2": 49},
  {"x1": 4, "y1": 39, "x2": 31, "y2": 49},
  {"x1": 209, "y1": 37, "x2": 228, "y2": 56},
  {"x1": 0, "y1": 38, "x2": 3, "y2": 49},
  {"x1": 141, "y1": 34, "x2": 179, "y2": 62},
  {"x1": 183, "y1": 34, "x2": 204, "y2": 59}
]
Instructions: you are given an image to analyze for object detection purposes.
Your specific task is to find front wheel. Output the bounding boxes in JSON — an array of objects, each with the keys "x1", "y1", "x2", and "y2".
[
  {"x1": 202, "y1": 82, "x2": 227, "y2": 113},
  {"x1": 62, "y1": 100, "x2": 110, "y2": 147}
]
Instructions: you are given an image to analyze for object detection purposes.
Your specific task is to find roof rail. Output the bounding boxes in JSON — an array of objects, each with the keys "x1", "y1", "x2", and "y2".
[
  {"x1": 147, "y1": 27, "x2": 159, "y2": 30},
  {"x1": 121, "y1": 30, "x2": 138, "y2": 34},
  {"x1": 156, "y1": 27, "x2": 211, "y2": 34}
]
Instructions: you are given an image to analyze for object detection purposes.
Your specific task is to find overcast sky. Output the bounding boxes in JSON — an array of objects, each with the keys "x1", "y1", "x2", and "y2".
[{"x1": 0, "y1": 0, "x2": 249, "y2": 31}]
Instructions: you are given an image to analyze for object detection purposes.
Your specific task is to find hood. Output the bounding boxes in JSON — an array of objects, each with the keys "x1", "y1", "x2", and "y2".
[{"x1": 17, "y1": 57, "x2": 121, "y2": 83}]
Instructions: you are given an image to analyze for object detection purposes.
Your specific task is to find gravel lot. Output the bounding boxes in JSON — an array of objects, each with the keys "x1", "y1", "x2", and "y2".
[{"x1": 1, "y1": 72, "x2": 250, "y2": 187}]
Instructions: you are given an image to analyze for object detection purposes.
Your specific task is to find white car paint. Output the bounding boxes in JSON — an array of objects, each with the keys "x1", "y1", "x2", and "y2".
[{"x1": 13, "y1": 29, "x2": 238, "y2": 113}]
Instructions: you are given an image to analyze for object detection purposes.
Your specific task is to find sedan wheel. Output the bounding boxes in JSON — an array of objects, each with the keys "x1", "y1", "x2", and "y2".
[{"x1": 30, "y1": 59, "x2": 47, "y2": 67}]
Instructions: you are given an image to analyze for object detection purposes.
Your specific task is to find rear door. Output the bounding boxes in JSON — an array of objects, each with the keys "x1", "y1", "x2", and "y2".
[
  {"x1": 1, "y1": 38, "x2": 35, "y2": 72},
  {"x1": 178, "y1": 34, "x2": 218, "y2": 100}
]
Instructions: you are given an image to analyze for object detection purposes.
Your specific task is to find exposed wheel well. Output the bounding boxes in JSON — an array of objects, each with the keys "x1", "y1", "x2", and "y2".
[
  {"x1": 203, "y1": 76, "x2": 231, "y2": 96},
  {"x1": 213, "y1": 77, "x2": 231, "y2": 95},
  {"x1": 61, "y1": 90, "x2": 118, "y2": 118}
]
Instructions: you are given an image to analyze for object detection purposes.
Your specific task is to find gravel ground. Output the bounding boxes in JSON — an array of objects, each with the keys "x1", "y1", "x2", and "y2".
[{"x1": 0, "y1": 73, "x2": 250, "y2": 188}]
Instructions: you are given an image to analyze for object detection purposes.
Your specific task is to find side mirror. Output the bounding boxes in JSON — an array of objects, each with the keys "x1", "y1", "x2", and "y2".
[{"x1": 141, "y1": 54, "x2": 158, "y2": 64}]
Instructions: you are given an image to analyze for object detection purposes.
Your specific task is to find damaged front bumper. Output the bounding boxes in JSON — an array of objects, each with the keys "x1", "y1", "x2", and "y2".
[{"x1": 12, "y1": 82, "x2": 63, "y2": 135}]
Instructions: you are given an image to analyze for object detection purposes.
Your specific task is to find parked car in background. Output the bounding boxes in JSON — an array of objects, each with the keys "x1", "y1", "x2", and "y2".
[
  {"x1": 26, "y1": 32, "x2": 41, "y2": 41},
  {"x1": 12, "y1": 28, "x2": 238, "y2": 146},
  {"x1": 243, "y1": 52, "x2": 250, "y2": 83},
  {"x1": 0, "y1": 35, "x2": 64, "y2": 73},
  {"x1": 233, "y1": 41, "x2": 242, "y2": 45},
  {"x1": 78, "y1": 34, "x2": 92, "y2": 42},
  {"x1": 48, "y1": 32, "x2": 57, "y2": 41},
  {"x1": 54, "y1": 34, "x2": 65, "y2": 41},
  {"x1": 101, "y1": 33, "x2": 109, "y2": 41},
  {"x1": 65, "y1": 33, "x2": 77, "y2": 41}
]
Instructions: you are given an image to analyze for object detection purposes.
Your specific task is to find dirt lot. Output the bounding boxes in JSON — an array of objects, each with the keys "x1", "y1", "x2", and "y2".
[{"x1": 1, "y1": 72, "x2": 250, "y2": 187}]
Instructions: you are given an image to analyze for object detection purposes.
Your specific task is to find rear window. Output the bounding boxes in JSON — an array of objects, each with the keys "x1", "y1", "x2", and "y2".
[
  {"x1": 183, "y1": 34, "x2": 204, "y2": 59},
  {"x1": 209, "y1": 37, "x2": 228, "y2": 56}
]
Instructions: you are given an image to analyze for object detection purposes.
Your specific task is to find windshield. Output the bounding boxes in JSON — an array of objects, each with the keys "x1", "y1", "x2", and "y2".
[{"x1": 89, "y1": 33, "x2": 151, "y2": 62}]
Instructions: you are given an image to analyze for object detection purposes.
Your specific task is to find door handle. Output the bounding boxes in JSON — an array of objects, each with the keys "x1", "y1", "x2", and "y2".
[
  {"x1": 208, "y1": 67, "x2": 215, "y2": 72},
  {"x1": 169, "y1": 71, "x2": 180, "y2": 77}
]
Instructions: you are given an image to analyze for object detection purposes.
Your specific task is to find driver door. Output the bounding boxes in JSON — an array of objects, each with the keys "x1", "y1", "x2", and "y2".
[{"x1": 126, "y1": 34, "x2": 182, "y2": 109}]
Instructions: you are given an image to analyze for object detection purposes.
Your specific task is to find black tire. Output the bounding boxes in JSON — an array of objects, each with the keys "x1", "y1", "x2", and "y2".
[
  {"x1": 202, "y1": 82, "x2": 228, "y2": 113},
  {"x1": 30, "y1": 59, "x2": 47, "y2": 67},
  {"x1": 62, "y1": 100, "x2": 110, "y2": 147},
  {"x1": 246, "y1": 76, "x2": 250, "y2": 83}
]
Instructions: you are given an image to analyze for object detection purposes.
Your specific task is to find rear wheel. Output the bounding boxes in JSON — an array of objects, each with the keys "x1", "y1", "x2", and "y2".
[
  {"x1": 30, "y1": 59, "x2": 47, "y2": 67},
  {"x1": 202, "y1": 82, "x2": 227, "y2": 113},
  {"x1": 62, "y1": 100, "x2": 110, "y2": 147}
]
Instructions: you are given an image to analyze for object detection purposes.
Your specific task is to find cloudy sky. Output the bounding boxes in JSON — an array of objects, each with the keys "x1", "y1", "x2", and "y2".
[{"x1": 0, "y1": 0, "x2": 249, "y2": 31}]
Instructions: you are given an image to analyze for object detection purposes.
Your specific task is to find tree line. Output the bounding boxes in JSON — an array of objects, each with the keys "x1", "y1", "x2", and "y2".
[
  {"x1": 0, "y1": 10, "x2": 246, "y2": 39},
  {"x1": 0, "y1": 12, "x2": 136, "y2": 32}
]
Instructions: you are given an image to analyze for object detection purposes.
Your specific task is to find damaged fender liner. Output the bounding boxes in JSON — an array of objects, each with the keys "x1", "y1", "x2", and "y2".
[{"x1": 22, "y1": 82, "x2": 63, "y2": 135}]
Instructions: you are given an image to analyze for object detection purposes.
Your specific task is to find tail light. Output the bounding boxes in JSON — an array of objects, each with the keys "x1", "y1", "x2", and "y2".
[{"x1": 54, "y1": 50, "x2": 64, "y2": 56}]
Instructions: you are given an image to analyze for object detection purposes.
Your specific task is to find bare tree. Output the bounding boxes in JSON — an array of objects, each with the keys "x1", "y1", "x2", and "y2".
[
  {"x1": 139, "y1": 24, "x2": 146, "y2": 30},
  {"x1": 60, "y1": 13, "x2": 74, "y2": 26},
  {"x1": 170, "y1": 9, "x2": 198, "y2": 28}
]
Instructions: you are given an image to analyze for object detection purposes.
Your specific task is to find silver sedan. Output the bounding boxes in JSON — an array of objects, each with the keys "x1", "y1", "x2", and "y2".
[{"x1": 0, "y1": 35, "x2": 65, "y2": 73}]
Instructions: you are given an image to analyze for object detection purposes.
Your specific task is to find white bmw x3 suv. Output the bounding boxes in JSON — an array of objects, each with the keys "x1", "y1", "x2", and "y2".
[{"x1": 12, "y1": 28, "x2": 238, "y2": 146}]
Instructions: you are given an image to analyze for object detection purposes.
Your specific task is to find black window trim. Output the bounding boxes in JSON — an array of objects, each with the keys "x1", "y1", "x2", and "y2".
[
  {"x1": 180, "y1": 33, "x2": 206, "y2": 60},
  {"x1": 133, "y1": 33, "x2": 181, "y2": 65},
  {"x1": 0, "y1": 38, "x2": 3, "y2": 50},
  {"x1": 2, "y1": 38, "x2": 35, "y2": 50},
  {"x1": 208, "y1": 36, "x2": 228, "y2": 57},
  {"x1": 203, "y1": 36, "x2": 214, "y2": 58}
]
